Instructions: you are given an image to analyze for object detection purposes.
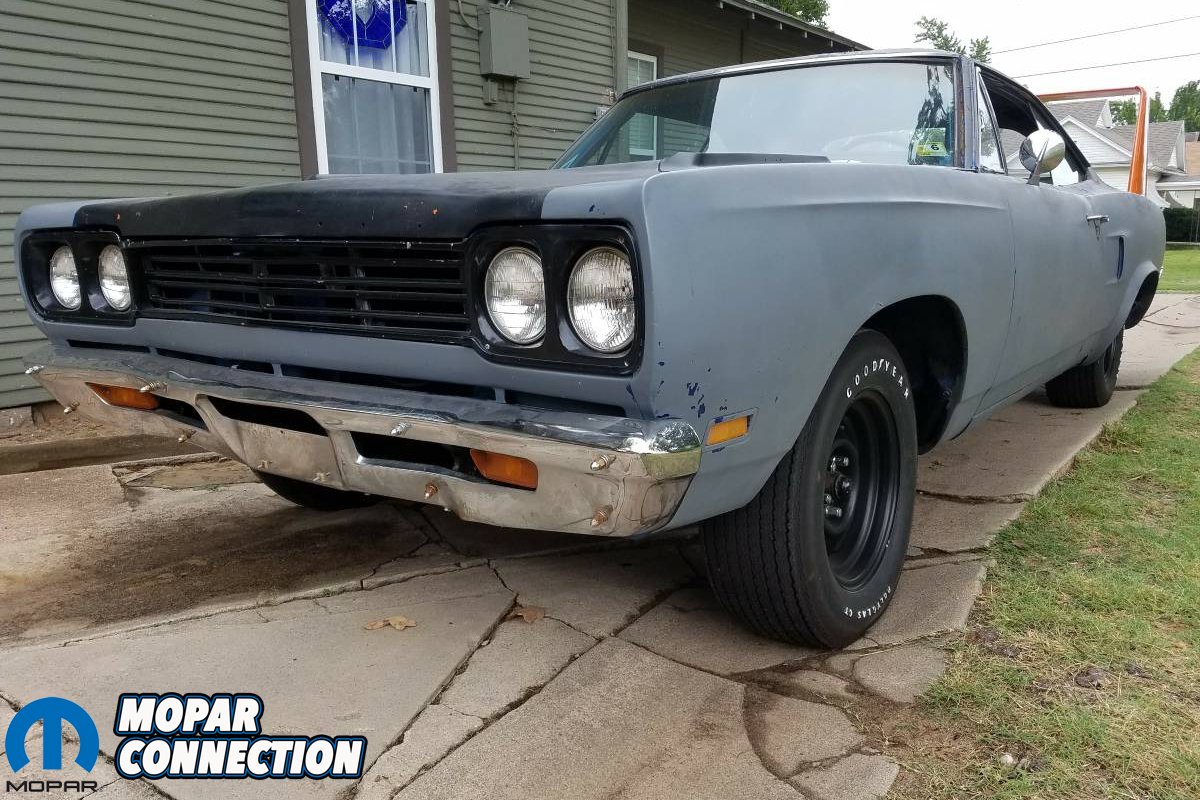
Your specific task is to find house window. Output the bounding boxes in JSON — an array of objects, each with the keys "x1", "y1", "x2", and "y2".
[
  {"x1": 626, "y1": 51, "x2": 659, "y2": 159},
  {"x1": 307, "y1": 0, "x2": 443, "y2": 174}
]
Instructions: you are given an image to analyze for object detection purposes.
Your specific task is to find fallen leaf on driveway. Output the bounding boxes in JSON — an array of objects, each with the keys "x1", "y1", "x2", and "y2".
[
  {"x1": 365, "y1": 616, "x2": 418, "y2": 631},
  {"x1": 506, "y1": 605, "x2": 546, "y2": 624}
]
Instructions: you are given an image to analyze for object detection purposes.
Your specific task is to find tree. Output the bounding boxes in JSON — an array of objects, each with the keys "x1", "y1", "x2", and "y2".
[
  {"x1": 1110, "y1": 94, "x2": 1169, "y2": 126},
  {"x1": 913, "y1": 16, "x2": 991, "y2": 63},
  {"x1": 1110, "y1": 99, "x2": 1137, "y2": 126},
  {"x1": 759, "y1": 0, "x2": 829, "y2": 27},
  {"x1": 1168, "y1": 81, "x2": 1200, "y2": 133}
]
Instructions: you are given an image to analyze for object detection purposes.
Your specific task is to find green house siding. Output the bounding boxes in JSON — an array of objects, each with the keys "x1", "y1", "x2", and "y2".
[
  {"x1": 0, "y1": 0, "x2": 301, "y2": 407},
  {"x1": 629, "y1": 0, "x2": 841, "y2": 77},
  {"x1": 448, "y1": 0, "x2": 617, "y2": 172}
]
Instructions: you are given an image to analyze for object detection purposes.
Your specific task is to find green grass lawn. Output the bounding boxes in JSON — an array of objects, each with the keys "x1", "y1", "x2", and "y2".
[
  {"x1": 1160, "y1": 249, "x2": 1200, "y2": 293},
  {"x1": 894, "y1": 352, "x2": 1200, "y2": 800}
]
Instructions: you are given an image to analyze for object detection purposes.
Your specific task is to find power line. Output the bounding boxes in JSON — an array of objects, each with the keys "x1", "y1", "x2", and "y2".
[
  {"x1": 995, "y1": 14, "x2": 1200, "y2": 54},
  {"x1": 1013, "y1": 50, "x2": 1200, "y2": 78}
]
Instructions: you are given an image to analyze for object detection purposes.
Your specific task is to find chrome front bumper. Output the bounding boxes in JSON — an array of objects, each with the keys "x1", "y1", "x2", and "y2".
[{"x1": 24, "y1": 346, "x2": 701, "y2": 536}]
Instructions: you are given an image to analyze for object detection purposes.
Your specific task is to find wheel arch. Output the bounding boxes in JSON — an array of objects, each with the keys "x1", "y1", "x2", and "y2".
[{"x1": 861, "y1": 295, "x2": 968, "y2": 454}]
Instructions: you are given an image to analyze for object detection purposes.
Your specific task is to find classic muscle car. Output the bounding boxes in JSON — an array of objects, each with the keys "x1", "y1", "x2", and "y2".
[{"x1": 15, "y1": 50, "x2": 1164, "y2": 647}]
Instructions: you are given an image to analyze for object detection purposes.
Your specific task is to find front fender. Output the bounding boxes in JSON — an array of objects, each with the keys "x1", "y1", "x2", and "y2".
[{"x1": 624, "y1": 163, "x2": 1015, "y2": 526}]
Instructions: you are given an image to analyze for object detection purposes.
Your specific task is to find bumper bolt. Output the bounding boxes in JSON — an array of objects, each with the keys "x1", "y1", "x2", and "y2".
[
  {"x1": 591, "y1": 506, "x2": 612, "y2": 527},
  {"x1": 63, "y1": 402, "x2": 79, "y2": 415},
  {"x1": 177, "y1": 430, "x2": 195, "y2": 444},
  {"x1": 24, "y1": 365, "x2": 44, "y2": 375},
  {"x1": 138, "y1": 382, "x2": 165, "y2": 394},
  {"x1": 257, "y1": 460, "x2": 270, "y2": 470},
  {"x1": 314, "y1": 472, "x2": 329, "y2": 484},
  {"x1": 389, "y1": 423, "x2": 411, "y2": 436},
  {"x1": 590, "y1": 454, "x2": 615, "y2": 471},
  {"x1": 424, "y1": 483, "x2": 439, "y2": 500}
]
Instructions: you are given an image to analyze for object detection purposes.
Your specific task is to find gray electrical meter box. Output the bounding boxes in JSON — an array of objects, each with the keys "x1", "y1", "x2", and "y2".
[{"x1": 479, "y1": 5, "x2": 531, "y2": 80}]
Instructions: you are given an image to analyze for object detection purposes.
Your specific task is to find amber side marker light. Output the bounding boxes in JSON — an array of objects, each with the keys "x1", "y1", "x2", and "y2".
[
  {"x1": 87, "y1": 383, "x2": 159, "y2": 410},
  {"x1": 470, "y1": 449, "x2": 539, "y2": 490},
  {"x1": 706, "y1": 414, "x2": 751, "y2": 446}
]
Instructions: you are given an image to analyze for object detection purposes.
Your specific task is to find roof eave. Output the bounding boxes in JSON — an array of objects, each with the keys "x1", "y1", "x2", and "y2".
[{"x1": 720, "y1": 0, "x2": 869, "y2": 51}]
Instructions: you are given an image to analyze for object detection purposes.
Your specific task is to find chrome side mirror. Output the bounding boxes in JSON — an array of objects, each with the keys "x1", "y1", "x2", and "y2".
[{"x1": 1019, "y1": 130, "x2": 1066, "y2": 186}]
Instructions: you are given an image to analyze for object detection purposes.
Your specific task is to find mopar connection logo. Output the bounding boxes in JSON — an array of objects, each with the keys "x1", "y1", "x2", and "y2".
[{"x1": 113, "y1": 694, "x2": 366, "y2": 779}]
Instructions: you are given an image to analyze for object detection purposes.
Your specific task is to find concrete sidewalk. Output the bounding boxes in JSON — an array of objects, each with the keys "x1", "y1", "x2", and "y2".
[{"x1": 2, "y1": 295, "x2": 1198, "y2": 800}]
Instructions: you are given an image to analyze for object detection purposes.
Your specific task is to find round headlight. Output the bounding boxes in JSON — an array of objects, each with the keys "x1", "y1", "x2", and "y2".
[
  {"x1": 98, "y1": 245, "x2": 132, "y2": 311},
  {"x1": 568, "y1": 247, "x2": 636, "y2": 353},
  {"x1": 49, "y1": 246, "x2": 81, "y2": 310},
  {"x1": 485, "y1": 247, "x2": 546, "y2": 344}
]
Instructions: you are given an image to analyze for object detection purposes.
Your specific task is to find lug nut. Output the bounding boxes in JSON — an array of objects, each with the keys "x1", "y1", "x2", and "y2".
[
  {"x1": 839, "y1": 477, "x2": 852, "y2": 493},
  {"x1": 424, "y1": 483, "x2": 439, "y2": 500},
  {"x1": 825, "y1": 506, "x2": 844, "y2": 520},
  {"x1": 824, "y1": 493, "x2": 834, "y2": 505},
  {"x1": 591, "y1": 506, "x2": 612, "y2": 527}
]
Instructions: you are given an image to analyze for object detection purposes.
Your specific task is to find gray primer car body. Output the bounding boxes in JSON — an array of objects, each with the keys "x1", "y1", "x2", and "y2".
[{"x1": 14, "y1": 51, "x2": 1164, "y2": 532}]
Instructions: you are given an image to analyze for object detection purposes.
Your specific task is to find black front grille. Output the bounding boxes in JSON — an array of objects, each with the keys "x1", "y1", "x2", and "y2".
[{"x1": 131, "y1": 239, "x2": 470, "y2": 341}]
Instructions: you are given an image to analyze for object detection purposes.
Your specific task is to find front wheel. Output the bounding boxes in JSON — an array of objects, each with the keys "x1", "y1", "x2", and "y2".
[
  {"x1": 702, "y1": 331, "x2": 918, "y2": 648},
  {"x1": 1045, "y1": 331, "x2": 1123, "y2": 409}
]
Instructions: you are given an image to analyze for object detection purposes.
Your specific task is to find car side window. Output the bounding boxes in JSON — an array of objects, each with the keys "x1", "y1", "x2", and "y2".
[
  {"x1": 977, "y1": 77, "x2": 1005, "y2": 174},
  {"x1": 1029, "y1": 105, "x2": 1085, "y2": 186},
  {"x1": 981, "y1": 72, "x2": 1086, "y2": 187}
]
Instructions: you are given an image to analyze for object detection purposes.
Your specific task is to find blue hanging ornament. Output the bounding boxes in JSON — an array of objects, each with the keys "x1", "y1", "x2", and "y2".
[{"x1": 319, "y1": 0, "x2": 409, "y2": 50}]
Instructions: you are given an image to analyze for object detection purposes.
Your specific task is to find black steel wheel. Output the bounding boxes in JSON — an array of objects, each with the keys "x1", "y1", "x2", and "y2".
[
  {"x1": 1046, "y1": 330, "x2": 1123, "y2": 409},
  {"x1": 702, "y1": 330, "x2": 918, "y2": 647}
]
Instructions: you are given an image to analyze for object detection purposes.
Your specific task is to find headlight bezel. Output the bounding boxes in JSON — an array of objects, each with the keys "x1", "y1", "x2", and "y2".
[
  {"x1": 19, "y1": 231, "x2": 137, "y2": 324},
  {"x1": 469, "y1": 224, "x2": 642, "y2": 374}
]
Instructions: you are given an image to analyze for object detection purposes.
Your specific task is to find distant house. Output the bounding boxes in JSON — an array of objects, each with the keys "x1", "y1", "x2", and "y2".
[
  {"x1": 1037, "y1": 99, "x2": 1197, "y2": 208},
  {"x1": 0, "y1": 0, "x2": 864, "y2": 409}
]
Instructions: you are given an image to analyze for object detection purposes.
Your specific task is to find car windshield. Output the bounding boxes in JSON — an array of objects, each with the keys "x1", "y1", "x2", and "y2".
[{"x1": 556, "y1": 60, "x2": 957, "y2": 169}]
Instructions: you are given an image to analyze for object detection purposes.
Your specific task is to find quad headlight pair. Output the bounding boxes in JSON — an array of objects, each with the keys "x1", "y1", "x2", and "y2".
[
  {"x1": 48, "y1": 244, "x2": 132, "y2": 312},
  {"x1": 484, "y1": 246, "x2": 636, "y2": 353}
]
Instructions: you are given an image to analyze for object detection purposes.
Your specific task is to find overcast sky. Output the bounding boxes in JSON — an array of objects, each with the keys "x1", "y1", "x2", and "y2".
[{"x1": 827, "y1": 1, "x2": 1199, "y2": 104}]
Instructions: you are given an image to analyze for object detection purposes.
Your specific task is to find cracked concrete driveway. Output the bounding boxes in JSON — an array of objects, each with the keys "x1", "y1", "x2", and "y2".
[{"x1": 2, "y1": 295, "x2": 1198, "y2": 800}]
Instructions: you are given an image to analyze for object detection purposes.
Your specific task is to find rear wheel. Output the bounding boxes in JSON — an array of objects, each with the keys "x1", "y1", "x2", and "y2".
[
  {"x1": 702, "y1": 331, "x2": 918, "y2": 647},
  {"x1": 1045, "y1": 331, "x2": 1123, "y2": 409},
  {"x1": 255, "y1": 471, "x2": 379, "y2": 512}
]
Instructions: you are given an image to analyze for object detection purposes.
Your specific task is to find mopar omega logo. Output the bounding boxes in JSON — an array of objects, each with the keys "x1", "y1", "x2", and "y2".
[{"x1": 4, "y1": 697, "x2": 100, "y2": 794}]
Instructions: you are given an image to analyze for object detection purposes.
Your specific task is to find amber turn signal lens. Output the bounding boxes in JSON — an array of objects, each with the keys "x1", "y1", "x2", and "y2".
[
  {"x1": 470, "y1": 449, "x2": 539, "y2": 490},
  {"x1": 706, "y1": 415, "x2": 750, "y2": 446},
  {"x1": 87, "y1": 383, "x2": 159, "y2": 411}
]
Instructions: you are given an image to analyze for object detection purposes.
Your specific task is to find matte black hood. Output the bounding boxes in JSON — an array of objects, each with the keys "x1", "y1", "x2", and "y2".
[{"x1": 74, "y1": 162, "x2": 658, "y2": 240}]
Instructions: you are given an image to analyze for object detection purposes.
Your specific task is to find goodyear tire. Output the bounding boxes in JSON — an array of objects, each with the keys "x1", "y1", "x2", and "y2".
[
  {"x1": 702, "y1": 330, "x2": 918, "y2": 648},
  {"x1": 1045, "y1": 331, "x2": 1123, "y2": 409},
  {"x1": 255, "y1": 471, "x2": 380, "y2": 512}
]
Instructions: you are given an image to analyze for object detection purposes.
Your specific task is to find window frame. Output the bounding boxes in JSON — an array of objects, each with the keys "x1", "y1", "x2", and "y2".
[
  {"x1": 304, "y1": 0, "x2": 445, "y2": 175},
  {"x1": 977, "y1": 65, "x2": 1092, "y2": 185},
  {"x1": 975, "y1": 68, "x2": 1006, "y2": 175},
  {"x1": 626, "y1": 50, "x2": 660, "y2": 159}
]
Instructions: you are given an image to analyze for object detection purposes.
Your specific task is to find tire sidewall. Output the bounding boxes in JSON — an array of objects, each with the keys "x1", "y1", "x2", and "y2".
[{"x1": 793, "y1": 332, "x2": 918, "y2": 643}]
